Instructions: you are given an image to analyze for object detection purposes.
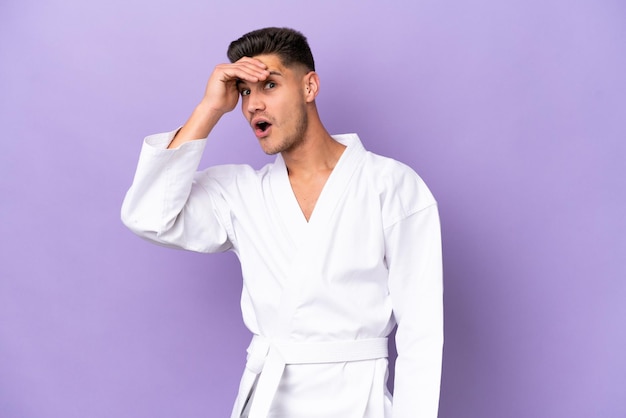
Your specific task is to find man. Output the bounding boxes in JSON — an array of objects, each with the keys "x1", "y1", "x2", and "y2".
[{"x1": 122, "y1": 27, "x2": 443, "y2": 418}]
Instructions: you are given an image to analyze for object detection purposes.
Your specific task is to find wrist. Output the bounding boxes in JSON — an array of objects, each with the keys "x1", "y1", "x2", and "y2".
[{"x1": 197, "y1": 98, "x2": 230, "y2": 119}]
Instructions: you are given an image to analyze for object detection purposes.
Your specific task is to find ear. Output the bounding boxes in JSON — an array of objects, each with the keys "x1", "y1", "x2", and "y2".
[{"x1": 303, "y1": 71, "x2": 320, "y2": 103}]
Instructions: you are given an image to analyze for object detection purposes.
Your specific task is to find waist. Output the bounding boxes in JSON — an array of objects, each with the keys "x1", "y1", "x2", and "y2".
[
  {"x1": 239, "y1": 336, "x2": 388, "y2": 418},
  {"x1": 245, "y1": 335, "x2": 388, "y2": 372}
]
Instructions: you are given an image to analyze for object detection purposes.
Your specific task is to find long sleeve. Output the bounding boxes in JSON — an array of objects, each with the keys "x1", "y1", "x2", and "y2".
[
  {"x1": 386, "y1": 203, "x2": 443, "y2": 418},
  {"x1": 120, "y1": 131, "x2": 232, "y2": 253}
]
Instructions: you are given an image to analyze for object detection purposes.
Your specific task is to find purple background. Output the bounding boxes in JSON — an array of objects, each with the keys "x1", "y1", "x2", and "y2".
[{"x1": 1, "y1": 1, "x2": 624, "y2": 417}]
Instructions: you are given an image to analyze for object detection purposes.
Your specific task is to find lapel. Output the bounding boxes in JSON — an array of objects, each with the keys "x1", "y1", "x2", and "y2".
[
  {"x1": 266, "y1": 134, "x2": 368, "y2": 337},
  {"x1": 269, "y1": 134, "x2": 367, "y2": 244},
  {"x1": 307, "y1": 134, "x2": 366, "y2": 228},
  {"x1": 269, "y1": 153, "x2": 308, "y2": 246}
]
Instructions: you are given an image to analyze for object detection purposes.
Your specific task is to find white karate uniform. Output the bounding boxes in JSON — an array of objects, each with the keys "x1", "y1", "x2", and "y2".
[{"x1": 121, "y1": 131, "x2": 443, "y2": 418}]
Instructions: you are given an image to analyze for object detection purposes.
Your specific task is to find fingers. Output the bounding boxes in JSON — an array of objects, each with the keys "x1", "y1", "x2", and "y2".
[
  {"x1": 201, "y1": 58, "x2": 270, "y2": 114},
  {"x1": 217, "y1": 57, "x2": 269, "y2": 84}
]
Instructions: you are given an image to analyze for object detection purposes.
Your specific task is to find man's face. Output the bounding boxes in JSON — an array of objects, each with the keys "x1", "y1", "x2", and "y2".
[{"x1": 237, "y1": 54, "x2": 309, "y2": 155}]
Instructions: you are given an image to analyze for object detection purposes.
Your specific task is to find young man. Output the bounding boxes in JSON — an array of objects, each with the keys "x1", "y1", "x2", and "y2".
[{"x1": 122, "y1": 27, "x2": 443, "y2": 418}]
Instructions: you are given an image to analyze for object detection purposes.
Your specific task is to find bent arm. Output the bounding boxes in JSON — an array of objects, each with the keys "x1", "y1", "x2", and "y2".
[
  {"x1": 168, "y1": 101, "x2": 224, "y2": 149},
  {"x1": 387, "y1": 204, "x2": 444, "y2": 418},
  {"x1": 121, "y1": 58, "x2": 270, "y2": 248},
  {"x1": 121, "y1": 131, "x2": 231, "y2": 253}
]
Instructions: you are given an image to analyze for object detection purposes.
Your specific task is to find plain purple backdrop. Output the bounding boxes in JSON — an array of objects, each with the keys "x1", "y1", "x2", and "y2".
[{"x1": 1, "y1": 1, "x2": 624, "y2": 417}]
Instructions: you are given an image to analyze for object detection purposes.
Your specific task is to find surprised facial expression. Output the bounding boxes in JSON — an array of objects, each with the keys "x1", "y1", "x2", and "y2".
[{"x1": 238, "y1": 54, "x2": 310, "y2": 155}]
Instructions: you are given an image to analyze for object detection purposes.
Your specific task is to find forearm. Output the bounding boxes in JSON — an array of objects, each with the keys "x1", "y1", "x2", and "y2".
[
  {"x1": 393, "y1": 288, "x2": 443, "y2": 417},
  {"x1": 122, "y1": 132, "x2": 205, "y2": 240},
  {"x1": 121, "y1": 133, "x2": 231, "y2": 253},
  {"x1": 168, "y1": 100, "x2": 224, "y2": 149}
]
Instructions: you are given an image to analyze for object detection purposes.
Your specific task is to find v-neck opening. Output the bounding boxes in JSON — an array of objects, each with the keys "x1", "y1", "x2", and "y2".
[
  {"x1": 290, "y1": 148, "x2": 346, "y2": 225},
  {"x1": 269, "y1": 134, "x2": 366, "y2": 245}
]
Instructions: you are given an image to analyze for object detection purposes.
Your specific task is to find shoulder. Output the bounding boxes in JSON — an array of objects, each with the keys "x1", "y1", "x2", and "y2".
[
  {"x1": 199, "y1": 163, "x2": 267, "y2": 178},
  {"x1": 362, "y1": 151, "x2": 437, "y2": 227},
  {"x1": 194, "y1": 162, "x2": 273, "y2": 191}
]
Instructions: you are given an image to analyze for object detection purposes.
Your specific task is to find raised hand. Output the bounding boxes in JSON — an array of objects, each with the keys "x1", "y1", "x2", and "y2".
[
  {"x1": 168, "y1": 57, "x2": 269, "y2": 149},
  {"x1": 202, "y1": 57, "x2": 270, "y2": 114}
]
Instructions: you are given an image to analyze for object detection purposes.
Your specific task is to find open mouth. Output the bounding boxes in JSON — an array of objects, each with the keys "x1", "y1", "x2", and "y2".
[
  {"x1": 256, "y1": 121, "x2": 271, "y2": 132},
  {"x1": 252, "y1": 118, "x2": 273, "y2": 136}
]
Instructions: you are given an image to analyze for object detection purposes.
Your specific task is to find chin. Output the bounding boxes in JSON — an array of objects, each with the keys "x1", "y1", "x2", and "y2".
[
  {"x1": 258, "y1": 128, "x2": 306, "y2": 155},
  {"x1": 257, "y1": 140, "x2": 282, "y2": 156},
  {"x1": 261, "y1": 147, "x2": 281, "y2": 156}
]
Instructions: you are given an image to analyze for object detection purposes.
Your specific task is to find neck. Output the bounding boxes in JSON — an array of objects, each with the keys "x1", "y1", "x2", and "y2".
[{"x1": 282, "y1": 110, "x2": 346, "y2": 179}]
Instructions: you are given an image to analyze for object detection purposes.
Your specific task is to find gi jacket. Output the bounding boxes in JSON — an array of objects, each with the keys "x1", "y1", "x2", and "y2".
[{"x1": 121, "y1": 131, "x2": 443, "y2": 418}]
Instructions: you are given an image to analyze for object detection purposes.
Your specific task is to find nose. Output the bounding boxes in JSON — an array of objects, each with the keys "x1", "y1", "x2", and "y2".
[{"x1": 246, "y1": 89, "x2": 265, "y2": 114}]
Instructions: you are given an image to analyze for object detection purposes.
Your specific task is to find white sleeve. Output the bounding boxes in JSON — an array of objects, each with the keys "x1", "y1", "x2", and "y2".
[
  {"x1": 120, "y1": 131, "x2": 232, "y2": 253},
  {"x1": 386, "y1": 203, "x2": 443, "y2": 418}
]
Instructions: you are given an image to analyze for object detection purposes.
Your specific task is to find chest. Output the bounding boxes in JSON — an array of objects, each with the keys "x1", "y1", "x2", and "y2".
[{"x1": 289, "y1": 173, "x2": 332, "y2": 222}]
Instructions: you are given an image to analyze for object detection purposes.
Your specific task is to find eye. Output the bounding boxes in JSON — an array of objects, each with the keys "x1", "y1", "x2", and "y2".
[
  {"x1": 264, "y1": 81, "x2": 276, "y2": 90},
  {"x1": 240, "y1": 88, "x2": 251, "y2": 97}
]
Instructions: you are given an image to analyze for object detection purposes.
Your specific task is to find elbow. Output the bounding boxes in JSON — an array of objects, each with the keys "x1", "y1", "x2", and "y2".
[
  {"x1": 120, "y1": 210, "x2": 142, "y2": 235},
  {"x1": 120, "y1": 208, "x2": 149, "y2": 238},
  {"x1": 120, "y1": 198, "x2": 139, "y2": 233},
  {"x1": 120, "y1": 197, "x2": 159, "y2": 238}
]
